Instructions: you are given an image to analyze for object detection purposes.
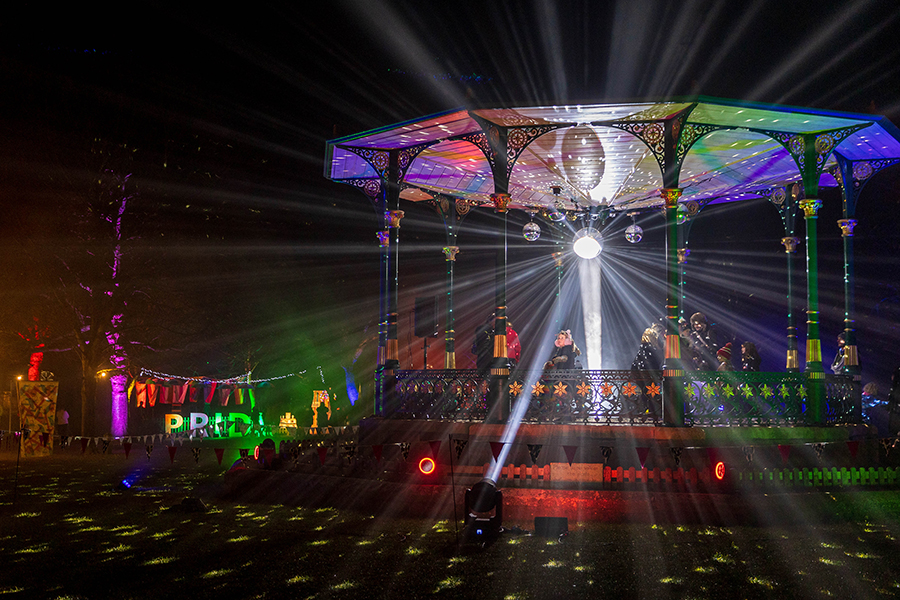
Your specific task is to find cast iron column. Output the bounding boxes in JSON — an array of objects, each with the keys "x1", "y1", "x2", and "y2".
[
  {"x1": 487, "y1": 193, "x2": 511, "y2": 423},
  {"x1": 443, "y1": 245, "x2": 459, "y2": 369},
  {"x1": 662, "y1": 188, "x2": 684, "y2": 426}
]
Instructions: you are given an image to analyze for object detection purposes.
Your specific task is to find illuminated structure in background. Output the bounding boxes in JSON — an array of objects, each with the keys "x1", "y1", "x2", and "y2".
[{"x1": 325, "y1": 97, "x2": 900, "y2": 427}]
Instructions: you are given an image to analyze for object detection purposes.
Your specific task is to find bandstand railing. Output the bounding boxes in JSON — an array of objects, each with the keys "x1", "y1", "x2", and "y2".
[{"x1": 394, "y1": 369, "x2": 860, "y2": 426}]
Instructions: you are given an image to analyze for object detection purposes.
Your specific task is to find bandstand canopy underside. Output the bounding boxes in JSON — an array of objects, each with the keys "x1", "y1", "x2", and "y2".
[{"x1": 325, "y1": 97, "x2": 900, "y2": 214}]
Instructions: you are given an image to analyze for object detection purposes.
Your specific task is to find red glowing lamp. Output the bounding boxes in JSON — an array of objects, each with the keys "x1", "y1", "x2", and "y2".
[
  {"x1": 418, "y1": 456, "x2": 436, "y2": 475},
  {"x1": 714, "y1": 461, "x2": 726, "y2": 480}
]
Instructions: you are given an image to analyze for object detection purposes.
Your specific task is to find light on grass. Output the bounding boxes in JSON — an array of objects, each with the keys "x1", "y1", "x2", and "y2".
[{"x1": 573, "y1": 227, "x2": 602, "y2": 259}]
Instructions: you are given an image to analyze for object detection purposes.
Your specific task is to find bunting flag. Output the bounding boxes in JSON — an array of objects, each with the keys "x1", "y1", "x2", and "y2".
[
  {"x1": 123, "y1": 441, "x2": 132, "y2": 458},
  {"x1": 778, "y1": 444, "x2": 791, "y2": 464},
  {"x1": 147, "y1": 381, "x2": 158, "y2": 407},
  {"x1": 372, "y1": 444, "x2": 383, "y2": 462},
  {"x1": 204, "y1": 382, "x2": 217, "y2": 404},
  {"x1": 188, "y1": 384, "x2": 199, "y2": 403},
  {"x1": 429, "y1": 440, "x2": 441, "y2": 459},
  {"x1": 317, "y1": 445, "x2": 328, "y2": 465},
  {"x1": 172, "y1": 384, "x2": 188, "y2": 405},
  {"x1": 847, "y1": 440, "x2": 860, "y2": 459},
  {"x1": 214, "y1": 448, "x2": 225, "y2": 465},
  {"x1": 81, "y1": 437, "x2": 90, "y2": 454},
  {"x1": 527, "y1": 443, "x2": 542, "y2": 465},
  {"x1": 563, "y1": 445, "x2": 578, "y2": 466},
  {"x1": 146, "y1": 444, "x2": 153, "y2": 460},
  {"x1": 192, "y1": 447, "x2": 202, "y2": 463},
  {"x1": 670, "y1": 447, "x2": 683, "y2": 467},
  {"x1": 135, "y1": 382, "x2": 147, "y2": 408},
  {"x1": 489, "y1": 441, "x2": 505, "y2": 463},
  {"x1": 158, "y1": 385, "x2": 171, "y2": 405},
  {"x1": 167, "y1": 446, "x2": 177, "y2": 464},
  {"x1": 399, "y1": 443, "x2": 410, "y2": 461},
  {"x1": 100, "y1": 439, "x2": 110, "y2": 454},
  {"x1": 635, "y1": 447, "x2": 649, "y2": 469},
  {"x1": 454, "y1": 439, "x2": 468, "y2": 460}
]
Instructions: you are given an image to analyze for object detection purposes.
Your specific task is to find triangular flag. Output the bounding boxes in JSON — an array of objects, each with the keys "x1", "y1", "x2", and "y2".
[
  {"x1": 372, "y1": 444, "x2": 383, "y2": 462},
  {"x1": 81, "y1": 437, "x2": 89, "y2": 454},
  {"x1": 563, "y1": 445, "x2": 578, "y2": 466},
  {"x1": 527, "y1": 444, "x2": 542, "y2": 465},
  {"x1": 214, "y1": 448, "x2": 225, "y2": 465},
  {"x1": 847, "y1": 440, "x2": 860, "y2": 459},
  {"x1": 123, "y1": 441, "x2": 132, "y2": 458},
  {"x1": 636, "y1": 447, "x2": 650, "y2": 469},
  {"x1": 778, "y1": 444, "x2": 791, "y2": 464},
  {"x1": 489, "y1": 441, "x2": 505, "y2": 463},
  {"x1": 429, "y1": 440, "x2": 441, "y2": 459},
  {"x1": 168, "y1": 446, "x2": 177, "y2": 464},
  {"x1": 317, "y1": 446, "x2": 328, "y2": 465}
]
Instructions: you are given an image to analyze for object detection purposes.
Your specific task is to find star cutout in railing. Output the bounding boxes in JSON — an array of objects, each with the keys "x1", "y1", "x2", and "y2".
[
  {"x1": 509, "y1": 381, "x2": 523, "y2": 397},
  {"x1": 779, "y1": 384, "x2": 790, "y2": 399},
  {"x1": 622, "y1": 382, "x2": 638, "y2": 397},
  {"x1": 760, "y1": 384, "x2": 773, "y2": 399},
  {"x1": 577, "y1": 382, "x2": 591, "y2": 397},
  {"x1": 721, "y1": 384, "x2": 734, "y2": 398},
  {"x1": 741, "y1": 385, "x2": 754, "y2": 398},
  {"x1": 600, "y1": 382, "x2": 614, "y2": 397},
  {"x1": 702, "y1": 385, "x2": 717, "y2": 399},
  {"x1": 532, "y1": 382, "x2": 547, "y2": 396},
  {"x1": 554, "y1": 382, "x2": 568, "y2": 397},
  {"x1": 645, "y1": 383, "x2": 661, "y2": 397},
  {"x1": 798, "y1": 385, "x2": 807, "y2": 399},
  {"x1": 683, "y1": 383, "x2": 695, "y2": 399}
]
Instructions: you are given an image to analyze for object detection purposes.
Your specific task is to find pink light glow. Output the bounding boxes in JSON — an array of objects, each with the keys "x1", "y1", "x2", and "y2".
[{"x1": 110, "y1": 374, "x2": 128, "y2": 436}]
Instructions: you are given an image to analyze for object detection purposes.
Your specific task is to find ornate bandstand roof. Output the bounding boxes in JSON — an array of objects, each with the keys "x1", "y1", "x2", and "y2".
[{"x1": 325, "y1": 97, "x2": 900, "y2": 214}]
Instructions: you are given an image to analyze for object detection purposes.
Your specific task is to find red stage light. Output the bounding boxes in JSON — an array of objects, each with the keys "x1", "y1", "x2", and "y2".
[
  {"x1": 714, "y1": 461, "x2": 726, "y2": 480},
  {"x1": 254, "y1": 445, "x2": 260, "y2": 461},
  {"x1": 418, "y1": 457, "x2": 436, "y2": 475}
]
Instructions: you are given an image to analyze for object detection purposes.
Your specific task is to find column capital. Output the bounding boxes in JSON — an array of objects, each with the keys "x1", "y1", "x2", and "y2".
[
  {"x1": 490, "y1": 192, "x2": 511, "y2": 213},
  {"x1": 442, "y1": 245, "x2": 460, "y2": 261},
  {"x1": 660, "y1": 188, "x2": 683, "y2": 208},
  {"x1": 799, "y1": 199, "x2": 822, "y2": 218},
  {"x1": 837, "y1": 218, "x2": 857, "y2": 237},
  {"x1": 376, "y1": 230, "x2": 390, "y2": 247},
  {"x1": 781, "y1": 236, "x2": 800, "y2": 253},
  {"x1": 385, "y1": 210, "x2": 405, "y2": 228}
]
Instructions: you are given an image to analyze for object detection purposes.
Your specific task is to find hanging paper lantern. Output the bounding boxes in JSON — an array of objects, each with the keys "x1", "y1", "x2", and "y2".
[
  {"x1": 523, "y1": 221, "x2": 541, "y2": 241},
  {"x1": 625, "y1": 223, "x2": 643, "y2": 244}
]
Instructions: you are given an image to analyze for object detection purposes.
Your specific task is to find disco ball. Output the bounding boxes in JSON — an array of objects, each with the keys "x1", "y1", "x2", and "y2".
[
  {"x1": 625, "y1": 223, "x2": 643, "y2": 244},
  {"x1": 523, "y1": 221, "x2": 541, "y2": 241},
  {"x1": 548, "y1": 208, "x2": 566, "y2": 222},
  {"x1": 676, "y1": 203, "x2": 689, "y2": 225}
]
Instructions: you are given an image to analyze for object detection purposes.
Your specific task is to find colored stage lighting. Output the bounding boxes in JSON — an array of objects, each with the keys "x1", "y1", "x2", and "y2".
[
  {"x1": 714, "y1": 461, "x2": 726, "y2": 480},
  {"x1": 418, "y1": 456, "x2": 436, "y2": 475}
]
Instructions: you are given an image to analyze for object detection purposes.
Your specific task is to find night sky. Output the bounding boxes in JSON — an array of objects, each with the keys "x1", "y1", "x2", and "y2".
[{"x1": 2, "y1": 1, "x2": 900, "y2": 422}]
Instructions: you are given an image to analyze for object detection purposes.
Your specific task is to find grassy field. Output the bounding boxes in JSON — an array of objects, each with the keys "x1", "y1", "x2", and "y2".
[{"x1": 3, "y1": 447, "x2": 900, "y2": 599}]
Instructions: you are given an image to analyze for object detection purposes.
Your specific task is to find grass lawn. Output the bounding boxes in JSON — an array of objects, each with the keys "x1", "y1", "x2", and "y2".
[{"x1": 3, "y1": 448, "x2": 900, "y2": 599}]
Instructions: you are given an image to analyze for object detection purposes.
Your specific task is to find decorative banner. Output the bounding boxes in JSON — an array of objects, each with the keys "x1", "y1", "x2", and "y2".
[
  {"x1": 454, "y1": 439, "x2": 468, "y2": 460},
  {"x1": 527, "y1": 444, "x2": 542, "y2": 465},
  {"x1": 372, "y1": 444, "x2": 383, "y2": 462},
  {"x1": 399, "y1": 442, "x2": 410, "y2": 461},
  {"x1": 563, "y1": 445, "x2": 578, "y2": 466},
  {"x1": 636, "y1": 447, "x2": 650, "y2": 469},
  {"x1": 239, "y1": 448, "x2": 249, "y2": 460},
  {"x1": 814, "y1": 443, "x2": 825, "y2": 462},
  {"x1": 81, "y1": 438, "x2": 90, "y2": 454},
  {"x1": 214, "y1": 448, "x2": 225, "y2": 465},
  {"x1": 742, "y1": 446, "x2": 755, "y2": 464},
  {"x1": 778, "y1": 444, "x2": 792, "y2": 465},
  {"x1": 847, "y1": 440, "x2": 860, "y2": 459},
  {"x1": 17, "y1": 381, "x2": 59, "y2": 457},
  {"x1": 192, "y1": 447, "x2": 202, "y2": 463},
  {"x1": 100, "y1": 439, "x2": 110, "y2": 454},
  {"x1": 146, "y1": 444, "x2": 154, "y2": 460},
  {"x1": 429, "y1": 440, "x2": 441, "y2": 459},
  {"x1": 123, "y1": 441, "x2": 132, "y2": 458},
  {"x1": 317, "y1": 446, "x2": 328, "y2": 465},
  {"x1": 670, "y1": 447, "x2": 683, "y2": 468},
  {"x1": 489, "y1": 441, "x2": 505, "y2": 463},
  {"x1": 167, "y1": 446, "x2": 177, "y2": 464}
]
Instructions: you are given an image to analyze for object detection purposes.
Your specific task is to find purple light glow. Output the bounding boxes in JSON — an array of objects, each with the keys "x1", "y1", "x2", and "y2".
[{"x1": 110, "y1": 374, "x2": 127, "y2": 437}]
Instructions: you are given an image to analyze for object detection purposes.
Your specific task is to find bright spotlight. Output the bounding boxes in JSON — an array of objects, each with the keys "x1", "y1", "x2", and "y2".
[
  {"x1": 418, "y1": 456, "x2": 436, "y2": 475},
  {"x1": 573, "y1": 227, "x2": 602, "y2": 259},
  {"x1": 714, "y1": 461, "x2": 726, "y2": 481}
]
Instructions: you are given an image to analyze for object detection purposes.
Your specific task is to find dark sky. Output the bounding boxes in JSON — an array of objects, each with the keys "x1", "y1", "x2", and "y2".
[{"x1": 2, "y1": 1, "x2": 900, "y2": 399}]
